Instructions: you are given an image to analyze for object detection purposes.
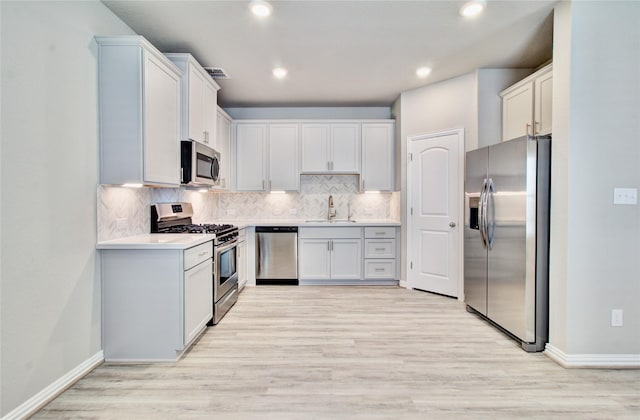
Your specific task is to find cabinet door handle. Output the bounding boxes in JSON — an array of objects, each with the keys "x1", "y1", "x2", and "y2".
[
  {"x1": 327, "y1": 241, "x2": 331, "y2": 252},
  {"x1": 525, "y1": 123, "x2": 531, "y2": 136},
  {"x1": 262, "y1": 180, "x2": 265, "y2": 190},
  {"x1": 269, "y1": 180, "x2": 272, "y2": 190}
]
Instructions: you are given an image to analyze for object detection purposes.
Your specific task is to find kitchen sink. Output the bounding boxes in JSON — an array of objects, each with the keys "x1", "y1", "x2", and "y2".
[{"x1": 304, "y1": 219, "x2": 357, "y2": 223}]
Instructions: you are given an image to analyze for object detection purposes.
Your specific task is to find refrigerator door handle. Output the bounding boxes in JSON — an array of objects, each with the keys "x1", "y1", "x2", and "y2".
[
  {"x1": 479, "y1": 178, "x2": 488, "y2": 248},
  {"x1": 486, "y1": 178, "x2": 495, "y2": 250}
]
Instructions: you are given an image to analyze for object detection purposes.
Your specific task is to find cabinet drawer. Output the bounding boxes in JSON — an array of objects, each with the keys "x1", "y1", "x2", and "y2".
[
  {"x1": 364, "y1": 227, "x2": 396, "y2": 238},
  {"x1": 299, "y1": 227, "x2": 362, "y2": 239},
  {"x1": 364, "y1": 260, "x2": 396, "y2": 279},
  {"x1": 184, "y1": 241, "x2": 213, "y2": 270},
  {"x1": 364, "y1": 239, "x2": 395, "y2": 258}
]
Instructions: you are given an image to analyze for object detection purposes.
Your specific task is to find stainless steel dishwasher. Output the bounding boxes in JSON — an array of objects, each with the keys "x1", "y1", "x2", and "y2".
[{"x1": 255, "y1": 226, "x2": 298, "y2": 285}]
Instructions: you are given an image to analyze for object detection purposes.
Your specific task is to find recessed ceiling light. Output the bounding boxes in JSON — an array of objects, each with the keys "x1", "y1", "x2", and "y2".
[
  {"x1": 416, "y1": 67, "x2": 432, "y2": 78},
  {"x1": 249, "y1": 0, "x2": 273, "y2": 18},
  {"x1": 272, "y1": 67, "x2": 288, "y2": 79},
  {"x1": 459, "y1": 0, "x2": 486, "y2": 18}
]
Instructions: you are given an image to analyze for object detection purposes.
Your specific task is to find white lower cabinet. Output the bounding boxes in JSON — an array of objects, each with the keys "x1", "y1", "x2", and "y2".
[
  {"x1": 102, "y1": 241, "x2": 213, "y2": 361},
  {"x1": 331, "y1": 239, "x2": 362, "y2": 280},
  {"x1": 364, "y1": 259, "x2": 396, "y2": 279},
  {"x1": 183, "y1": 259, "x2": 214, "y2": 345},
  {"x1": 364, "y1": 227, "x2": 398, "y2": 280},
  {"x1": 298, "y1": 227, "x2": 361, "y2": 281},
  {"x1": 237, "y1": 228, "x2": 248, "y2": 290},
  {"x1": 298, "y1": 239, "x2": 332, "y2": 280}
]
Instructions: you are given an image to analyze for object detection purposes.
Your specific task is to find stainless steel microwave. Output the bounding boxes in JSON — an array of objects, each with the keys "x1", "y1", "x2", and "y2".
[{"x1": 180, "y1": 140, "x2": 221, "y2": 187}]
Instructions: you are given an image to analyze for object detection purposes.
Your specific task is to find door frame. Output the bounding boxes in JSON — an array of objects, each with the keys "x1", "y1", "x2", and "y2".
[{"x1": 406, "y1": 128, "x2": 465, "y2": 301}]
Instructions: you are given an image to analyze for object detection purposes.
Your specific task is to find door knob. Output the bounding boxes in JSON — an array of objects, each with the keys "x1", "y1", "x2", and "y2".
[{"x1": 449, "y1": 222, "x2": 456, "y2": 228}]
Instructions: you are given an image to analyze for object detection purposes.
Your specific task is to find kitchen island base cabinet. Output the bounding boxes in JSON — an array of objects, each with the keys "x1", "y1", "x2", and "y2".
[{"x1": 102, "y1": 244, "x2": 213, "y2": 362}]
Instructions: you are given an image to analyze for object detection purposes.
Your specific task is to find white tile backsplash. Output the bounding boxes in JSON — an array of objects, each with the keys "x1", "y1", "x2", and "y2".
[
  {"x1": 97, "y1": 186, "x2": 219, "y2": 241},
  {"x1": 98, "y1": 175, "x2": 397, "y2": 240}
]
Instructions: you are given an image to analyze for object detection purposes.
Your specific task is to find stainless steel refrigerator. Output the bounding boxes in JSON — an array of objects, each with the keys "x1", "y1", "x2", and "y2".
[{"x1": 464, "y1": 135, "x2": 550, "y2": 352}]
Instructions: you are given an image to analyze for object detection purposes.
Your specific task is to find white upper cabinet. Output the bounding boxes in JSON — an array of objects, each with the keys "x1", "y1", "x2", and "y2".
[
  {"x1": 501, "y1": 63, "x2": 552, "y2": 141},
  {"x1": 301, "y1": 124, "x2": 330, "y2": 172},
  {"x1": 96, "y1": 36, "x2": 181, "y2": 187},
  {"x1": 330, "y1": 124, "x2": 361, "y2": 172},
  {"x1": 234, "y1": 122, "x2": 299, "y2": 191},
  {"x1": 534, "y1": 69, "x2": 553, "y2": 136},
  {"x1": 216, "y1": 107, "x2": 232, "y2": 190},
  {"x1": 269, "y1": 124, "x2": 299, "y2": 191},
  {"x1": 203, "y1": 81, "x2": 218, "y2": 147},
  {"x1": 166, "y1": 53, "x2": 221, "y2": 147},
  {"x1": 361, "y1": 122, "x2": 395, "y2": 191},
  {"x1": 234, "y1": 123, "x2": 267, "y2": 191},
  {"x1": 301, "y1": 123, "x2": 360, "y2": 173}
]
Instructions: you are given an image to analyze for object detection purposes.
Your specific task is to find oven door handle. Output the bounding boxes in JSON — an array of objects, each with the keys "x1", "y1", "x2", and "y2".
[{"x1": 215, "y1": 239, "x2": 238, "y2": 254}]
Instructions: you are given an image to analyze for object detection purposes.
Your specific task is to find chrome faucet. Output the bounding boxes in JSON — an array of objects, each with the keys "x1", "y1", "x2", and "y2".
[{"x1": 327, "y1": 195, "x2": 336, "y2": 220}]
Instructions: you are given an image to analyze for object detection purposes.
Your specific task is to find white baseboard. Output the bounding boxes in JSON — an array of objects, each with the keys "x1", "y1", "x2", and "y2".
[
  {"x1": 545, "y1": 344, "x2": 640, "y2": 368},
  {"x1": 2, "y1": 351, "x2": 104, "y2": 420}
]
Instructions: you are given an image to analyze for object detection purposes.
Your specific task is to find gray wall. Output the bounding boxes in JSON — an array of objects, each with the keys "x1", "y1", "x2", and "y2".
[
  {"x1": 549, "y1": 1, "x2": 640, "y2": 355},
  {"x1": 0, "y1": 1, "x2": 134, "y2": 415}
]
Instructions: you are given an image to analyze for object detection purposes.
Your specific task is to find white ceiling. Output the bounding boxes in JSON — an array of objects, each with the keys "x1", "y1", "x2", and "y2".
[{"x1": 102, "y1": 0, "x2": 556, "y2": 107}]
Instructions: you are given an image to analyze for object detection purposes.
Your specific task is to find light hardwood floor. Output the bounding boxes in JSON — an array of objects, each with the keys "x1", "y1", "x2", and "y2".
[{"x1": 35, "y1": 286, "x2": 639, "y2": 419}]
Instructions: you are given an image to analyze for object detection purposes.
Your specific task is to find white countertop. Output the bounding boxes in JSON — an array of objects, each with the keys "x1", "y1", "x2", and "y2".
[
  {"x1": 226, "y1": 219, "x2": 401, "y2": 229},
  {"x1": 98, "y1": 220, "x2": 400, "y2": 248},
  {"x1": 97, "y1": 234, "x2": 216, "y2": 250}
]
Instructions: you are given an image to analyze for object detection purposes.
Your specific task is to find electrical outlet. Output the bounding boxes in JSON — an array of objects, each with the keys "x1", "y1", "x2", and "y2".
[
  {"x1": 289, "y1": 208, "x2": 298, "y2": 215},
  {"x1": 613, "y1": 188, "x2": 638, "y2": 205},
  {"x1": 611, "y1": 309, "x2": 623, "y2": 327},
  {"x1": 226, "y1": 209, "x2": 235, "y2": 216}
]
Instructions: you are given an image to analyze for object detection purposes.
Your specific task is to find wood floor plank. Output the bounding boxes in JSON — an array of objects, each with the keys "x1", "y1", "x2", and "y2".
[{"x1": 34, "y1": 286, "x2": 640, "y2": 419}]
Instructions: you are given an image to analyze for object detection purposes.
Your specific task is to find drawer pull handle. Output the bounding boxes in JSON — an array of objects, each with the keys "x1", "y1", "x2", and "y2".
[
  {"x1": 375, "y1": 248, "x2": 385, "y2": 251},
  {"x1": 374, "y1": 268, "x2": 385, "y2": 272},
  {"x1": 197, "y1": 251, "x2": 207, "y2": 257},
  {"x1": 375, "y1": 232, "x2": 384, "y2": 235}
]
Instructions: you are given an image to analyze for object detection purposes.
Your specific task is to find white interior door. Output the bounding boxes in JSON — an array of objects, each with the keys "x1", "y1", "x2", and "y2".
[{"x1": 408, "y1": 129, "x2": 463, "y2": 297}]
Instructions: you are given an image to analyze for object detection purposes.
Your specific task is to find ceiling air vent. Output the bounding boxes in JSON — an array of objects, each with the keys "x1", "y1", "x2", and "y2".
[{"x1": 204, "y1": 67, "x2": 231, "y2": 79}]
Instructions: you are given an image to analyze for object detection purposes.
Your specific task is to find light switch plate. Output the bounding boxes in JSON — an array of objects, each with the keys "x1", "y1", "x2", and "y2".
[
  {"x1": 613, "y1": 188, "x2": 637, "y2": 205},
  {"x1": 611, "y1": 309, "x2": 623, "y2": 327}
]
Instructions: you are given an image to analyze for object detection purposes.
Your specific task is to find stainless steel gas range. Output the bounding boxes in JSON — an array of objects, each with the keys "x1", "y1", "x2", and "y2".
[{"x1": 151, "y1": 202, "x2": 239, "y2": 324}]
